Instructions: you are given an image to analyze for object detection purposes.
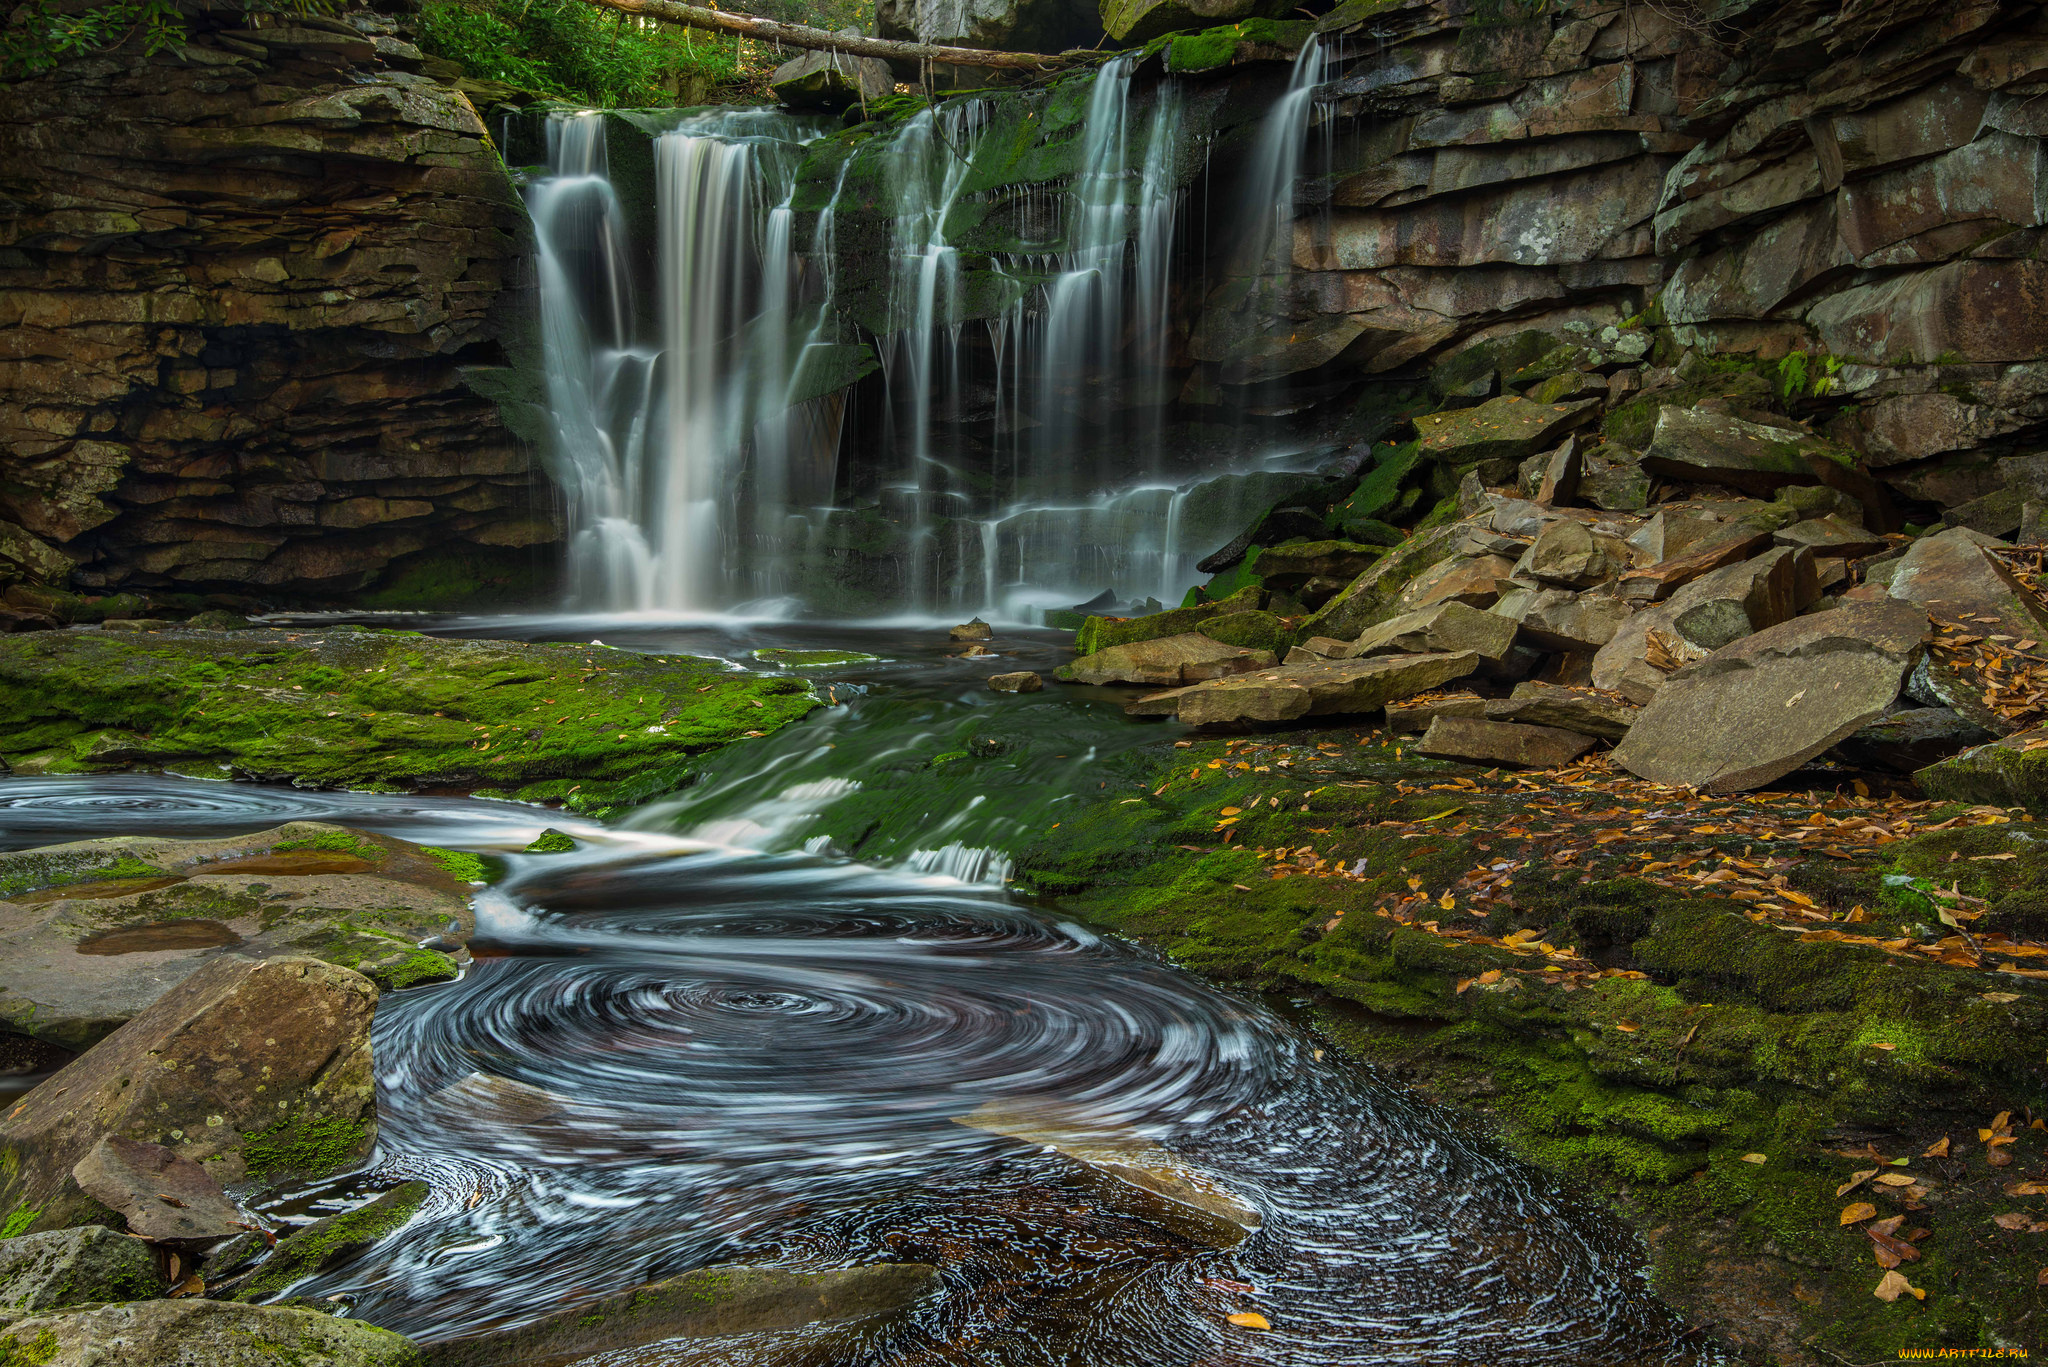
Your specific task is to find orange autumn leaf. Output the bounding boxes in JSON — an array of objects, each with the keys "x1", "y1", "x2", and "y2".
[
  {"x1": 1840, "y1": 1203, "x2": 1877, "y2": 1225},
  {"x1": 1836, "y1": 1169, "x2": 1878, "y2": 1197},
  {"x1": 1922, "y1": 1137, "x2": 1950, "y2": 1158},
  {"x1": 1227, "y1": 1312, "x2": 1271, "y2": 1330},
  {"x1": 1873, "y1": 1271, "x2": 1925, "y2": 1302}
]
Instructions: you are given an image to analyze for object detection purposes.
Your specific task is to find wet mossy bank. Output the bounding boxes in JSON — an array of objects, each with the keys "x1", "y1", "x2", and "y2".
[
  {"x1": 998, "y1": 727, "x2": 2048, "y2": 1365},
  {"x1": 0, "y1": 626, "x2": 819, "y2": 809}
]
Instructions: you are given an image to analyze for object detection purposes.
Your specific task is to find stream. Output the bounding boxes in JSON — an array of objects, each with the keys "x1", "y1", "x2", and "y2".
[{"x1": 0, "y1": 618, "x2": 1716, "y2": 1365}]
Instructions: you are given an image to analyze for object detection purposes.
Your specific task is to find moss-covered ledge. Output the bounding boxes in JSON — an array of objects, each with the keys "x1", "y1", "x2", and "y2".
[
  {"x1": 0, "y1": 626, "x2": 819, "y2": 809},
  {"x1": 1009, "y1": 729, "x2": 2048, "y2": 1366}
]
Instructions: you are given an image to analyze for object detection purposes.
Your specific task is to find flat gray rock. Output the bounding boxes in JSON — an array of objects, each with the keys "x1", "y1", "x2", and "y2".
[
  {"x1": 1612, "y1": 601, "x2": 1929, "y2": 792},
  {"x1": 1058, "y1": 633, "x2": 1274, "y2": 687},
  {"x1": 1386, "y1": 692, "x2": 1490, "y2": 733},
  {"x1": 1416, "y1": 716, "x2": 1597, "y2": 769},
  {"x1": 1343, "y1": 601, "x2": 1517, "y2": 663},
  {"x1": 72, "y1": 1135, "x2": 251, "y2": 1245},
  {"x1": 1141, "y1": 652, "x2": 1483, "y2": 727},
  {"x1": 1887, "y1": 525, "x2": 2048, "y2": 638}
]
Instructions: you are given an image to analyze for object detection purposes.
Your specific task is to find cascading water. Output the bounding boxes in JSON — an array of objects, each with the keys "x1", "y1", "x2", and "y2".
[{"x1": 529, "y1": 54, "x2": 1335, "y2": 622}]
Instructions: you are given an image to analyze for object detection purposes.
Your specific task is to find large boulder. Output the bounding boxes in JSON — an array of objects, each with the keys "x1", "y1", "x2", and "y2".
[
  {"x1": 1072, "y1": 586, "x2": 1260, "y2": 656},
  {"x1": 0, "y1": 955, "x2": 377, "y2": 1234},
  {"x1": 1129, "y1": 652, "x2": 1481, "y2": 726},
  {"x1": 0, "y1": 823, "x2": 472, "y2": 1050},
  {"x1": 1415, "y1": 716, "x2": 1597, "y2": 769},
  {"x1": 0, "y1": 1299, "x2": 418, "y2": 1367},
  {"x1": 420, "y1": 1263, "x2": 939, "y2": 1367},
  {"x1": 0, "y1": 1226, "x2": 160, "y2": 1313},
  {"x1": 1520, "y1": 518, "x2": 1634, "y2": 588},
  {"x1": 72, "y1": 1136, "x2": 250, "y2": 1245},
  {"x1": 769, "y1": 37, "x2": 892, "y2": 112},
  {"x1": 1299, "y1": 525, "x2": 1463, "y2": 642},
  {"x1": 1885, "y1": 526, "x2": 2048, "y2": 638},
  {"x1": 1508, "y1": 588, "x2": 1636, "y2": 652},
  {"x1": 1056, "y1": 633, "x2": 1275, "y2": 686},
  {"x1": 1339, "y1": 602, "x2": 1517, "y2": 663},
  {"x1": 1611, "y1": 602, "x2": 1928, "y2": 791},
  {"x1": 1639, "y1": 406, "x2": 1838, "y2": 497},
  {"x1": 1917, "y1": 726, "x2": 2048, "y2": 809},
  {"x1": 1592, "y1": 547, "x2": 1819, "y2": 701}
]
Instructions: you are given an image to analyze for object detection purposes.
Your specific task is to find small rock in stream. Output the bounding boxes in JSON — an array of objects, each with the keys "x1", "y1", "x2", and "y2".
[
  {"x1": 988, "y1": 671, "x2": 1043, "y2": 693},
  {"x1": 948, "y1": 618, "x2": 994, "y2": 641}
]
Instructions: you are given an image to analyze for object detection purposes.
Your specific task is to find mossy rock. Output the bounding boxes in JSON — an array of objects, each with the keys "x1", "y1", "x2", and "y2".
[
  {"x1": 229, "y1": 1181, "x2": 429, "y2": 1302},
  {"x1": 1073, "y1": 585, "x2": 1262, "y2": 656}
]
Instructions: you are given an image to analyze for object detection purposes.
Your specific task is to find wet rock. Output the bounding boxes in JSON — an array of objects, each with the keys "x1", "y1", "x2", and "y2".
[
  {"x1": 1831, "y1": 707, "x2": 1994, "y2": 773},
  {"x1": 1512, "y1": 588, "x2": 1635, "y2": 652},
  {"x1": 420, "y1": 1263, "x2": 939, "y2": 1367},
  {"x1": 0, "y1": 1299, "x2": 418, "y2": 1367},
  {"x1": 0, "y1": 822, "x2": 471, "y2": 1048},
  {"x1": 1248, "y1": 540, "x2": 1385, "y2": 586},
  {"x1": 1072, "y1": 586, "x2": 1261, "y2": 655},
  {"x1": 1386, "y1": 692, "x2": 1489, "y2": 733},
  {"x1": 1482, "y1": 681, "x2": 1640, "y2": 739},
  {"x1": 0, "y1": 629, "x2": 817, "y2": 799},
  {"x1": 523, "y1": 829, "x2": 577, "y2": 854},
  {"x1": 989, "y1": 671, "x2": 1044, "y2": 693},
  {"x1": 1342, "y1": 602, "x2": 1517, "y2": 663},
  {"x1": 1886, "y1": 526, "x2": 2048, "y2": 638},
  {"x1": 226, "y1": 1181, "x2": 428, "y2": 1302},
  {"x1": 769, "y1": 38, "x2": 893, "y2": 112},
  {"x1": 0, "y1": 1225, "x2": 161, "y2": 1312},
  {"x1": 1057, "y1": 633, "x2": 1275, "y2": 687},
  {"x1": 1917, "y1": 726, "x2": 2048, "y2": 810},
  {"x1": 72, "y1": 1136, "x2": 251, "y2": 1245},
  {"x1": 1521, "y1": 518, "x2": 1634, "y2": 588},
  {"x1": 1416, "y1": 716, "x2": 1597, "y2": 769},
  {"x1": 0, "y1": 955, "x2": 377, "y2": 1234},
  {"x1": 948, "y1": 618, "x2": 994, "y2": 641},
  {"x1": 1612, "y1": 601, "x2": 1928, "y2": 792},
  {"x1": 1639, "y1": 407, "x2": 1833, "y2": 497},
  {"x1": 1134, "y1": 652, "x2": 1482, "y2": 727},
  {"x1": 1415, "y1": 396, "x2": 1600, "y2": 472},
  {"x1": 958, "y1": 1098, "x2": 1260, "y2": 1245}
]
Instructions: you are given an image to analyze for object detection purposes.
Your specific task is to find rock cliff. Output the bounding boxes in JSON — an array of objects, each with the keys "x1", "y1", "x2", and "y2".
[{"x1": 0, "y1": 1, "x2": 556, "y2": 608}]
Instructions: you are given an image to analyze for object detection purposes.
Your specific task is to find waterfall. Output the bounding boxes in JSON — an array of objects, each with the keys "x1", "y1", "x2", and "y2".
[
  {"x1": 1236, "y1": 35, "x2": 1327, "y2": 276},
  {"x1": 525, "y1": 53, "x2": 1337, "y2": 622}
]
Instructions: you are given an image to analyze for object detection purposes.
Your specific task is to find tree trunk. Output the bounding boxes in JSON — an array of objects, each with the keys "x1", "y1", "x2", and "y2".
[{"x1": 578, "y1": 0, "x2": 1088, "y2": 71}]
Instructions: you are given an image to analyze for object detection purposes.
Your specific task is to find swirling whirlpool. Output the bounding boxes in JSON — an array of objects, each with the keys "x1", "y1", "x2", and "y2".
[{"x1": 0, "y1": 755, "x2": 1709, "y2": 1364}]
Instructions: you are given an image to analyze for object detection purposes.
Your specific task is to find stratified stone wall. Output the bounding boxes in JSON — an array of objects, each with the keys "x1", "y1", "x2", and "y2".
[
  {"x1": 1196, "y1": 0, "x2": 2048, "y2": 517},
  {"x1": 0, "y1": 2, "x2": 556, "y2": 604}
]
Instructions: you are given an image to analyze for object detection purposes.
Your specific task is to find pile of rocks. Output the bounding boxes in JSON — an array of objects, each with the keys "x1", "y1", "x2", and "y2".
[{"x1": 1061, "y1": 395, "x2": 2048, "y2": 794}]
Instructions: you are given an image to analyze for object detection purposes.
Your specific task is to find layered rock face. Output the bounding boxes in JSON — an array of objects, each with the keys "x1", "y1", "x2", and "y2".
[
  {"x1": 0, "y1": 2, "x2": 555, "y2": 605},
  {"x1": 1211, "y1": 0, "x2": 2048, "y2": 504}
]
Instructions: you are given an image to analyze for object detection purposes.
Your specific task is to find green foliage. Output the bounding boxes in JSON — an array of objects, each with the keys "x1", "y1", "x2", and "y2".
[
  {"x1": 1776, "y1": 350, "x2": 1847, "y2": 401},
  {"x1": 1, "y1": 0, "x2": 336, "y2": 80},
  {"x1": 415, "y1": 0, "x2": 749, "y2": 107},
  {"x1": 420, "y1": 846, "x2": 489, "y2": 883}
]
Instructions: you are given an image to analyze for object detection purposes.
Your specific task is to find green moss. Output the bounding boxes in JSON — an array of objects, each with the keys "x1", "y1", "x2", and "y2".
[
  {"x1": 0, "y1": 628, "x2": 818, "y2": 799},
  {"x1": 751, "y1": 648, "x2": 880, "y2": 667},
  {"x1": 0, "y1": 1329, "x2": 58, "y2": 1367},
  {"x1": 240, "y1": 1113, "x2": 375, "y2": 1186},
  {"x1": 0, "y1": 1208, "x2": 37, "y2": 1240},
  {"x1": 272, "y1": 832, "x2": 380, "y2": 859},
  {"x1": 1071, "y1": 585, "x2": 1262, "y2": 657},
  {"x1": 232, "y1": 1180, "x2": 429, "y2": 1302},
  {"x1": 524, "y1": 829, "x2": 578, "y2": 854},
  {"x1": 419, "y1": 847, "x2": 488, "y2": 884}
]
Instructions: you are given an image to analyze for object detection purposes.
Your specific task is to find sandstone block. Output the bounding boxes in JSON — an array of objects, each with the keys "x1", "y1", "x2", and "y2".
[
  {"x1": 1483, "y1": 680, "x2": 1639, "y2": 738},
  {"x1": 1057, "y1": 633, "x2": 1275, "y2": 686},
  {"x1": 0, "y1": 1226, "x2": 160, "y2": 1313},
  {"x1": 1415, "y1": 716, "x2": 1597, "y2": 768}
]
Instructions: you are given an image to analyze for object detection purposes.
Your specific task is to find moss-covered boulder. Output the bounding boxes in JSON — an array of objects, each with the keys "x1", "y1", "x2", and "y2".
[
  {"x1": 0, "y1": 1299, "x2": 420, "y2": 1367},
  {"x1": 1105, "y1": 0, "x2": 1293, "y2": 45},
  {"x1": 0, "y1": 955, "x2": 377, "y2": 1237},
  {"x1": 0, "y1": 823, "x2": 473, "y2": 1049},
  {"x1": 1072, "y1": 584, "x2": 1262, "y2": 656},
  {"x1": 228, "y1": 1180, "x2": 429, "y2": 1302},
  {"x1": 0, "y1": 626, "x2": 818, "y2": 807},
  {"x1": 0, "y1": 1226, "x2": 161, "y2": 1313}
]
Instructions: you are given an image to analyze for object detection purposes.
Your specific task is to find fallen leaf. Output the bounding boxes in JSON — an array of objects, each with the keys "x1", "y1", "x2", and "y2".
[
  {"x1": 1741, "y1": 1153, "x2": 1767, "y2": 1164},
  {"x1": 1227, "y1": 1312, "x2": 1271, "y2": 1330},
  {"x1": 1837, "y1": 1170, "x2": 1879, "y2": 1196},
  {"x1": 1994, "y1": 1212, "x2": 2032, "y2": 1230},
  {"x1": 1219, "y1": 807, "x2": 1242, "y2": 816},
  {"x1": 1873, "y1": 1270, "x2": 1925, "y2": 1302},
  {"x1": 1614, "y1": 1020, "x2": 1640, "y2": 1033},
  {"x1": 1840, "y1": 1202, "x2": 1877, "y2": 1225},
  {"x1": 167, "y1": 1273, "x2": 204, "y2": 1298},
  {"x1": 1874, "y1": 1173, "x2": 1916, "y2": 1187},
  {"x1": 2004, "y1": 1180, "x2": 2048, "y2": 1196},
  {"x1": 1923, "y1": 1138, "x2": 1950, "y2": 1158}
]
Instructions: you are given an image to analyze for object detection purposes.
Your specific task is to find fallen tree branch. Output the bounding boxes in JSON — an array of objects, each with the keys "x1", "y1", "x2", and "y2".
[{"x1": 579, "y1": 0, "x2": 1086, "y2": 70}]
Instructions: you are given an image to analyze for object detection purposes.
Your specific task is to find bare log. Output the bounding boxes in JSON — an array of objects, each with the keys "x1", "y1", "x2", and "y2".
[{"x1": 580, "y1": 0, "x2": 1086, "y2": 70}]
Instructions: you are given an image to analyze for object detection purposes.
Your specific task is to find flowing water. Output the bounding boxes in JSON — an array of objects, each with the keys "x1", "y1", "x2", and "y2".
[{"x1": 0, "y1": 619, "x2": 1716, "y2": 1366}]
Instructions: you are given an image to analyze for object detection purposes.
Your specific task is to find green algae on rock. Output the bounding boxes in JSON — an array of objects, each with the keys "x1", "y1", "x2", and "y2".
[
  {"x1": 1008, "y1": 726, "x2": 2048, "y2": 1364},
  {"x1": 0, "y1": 1299, "x2": 422, "y2": 1367},
  {"x1": 228, "y1": 1181, "x2": 429, "y2": 1303},
  {"x1": 0, "y1": 627, "x2": 819, "y2": 802},
  {"x1": 0, "y1": 822, "x2": 475, "y2": 1049}
]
